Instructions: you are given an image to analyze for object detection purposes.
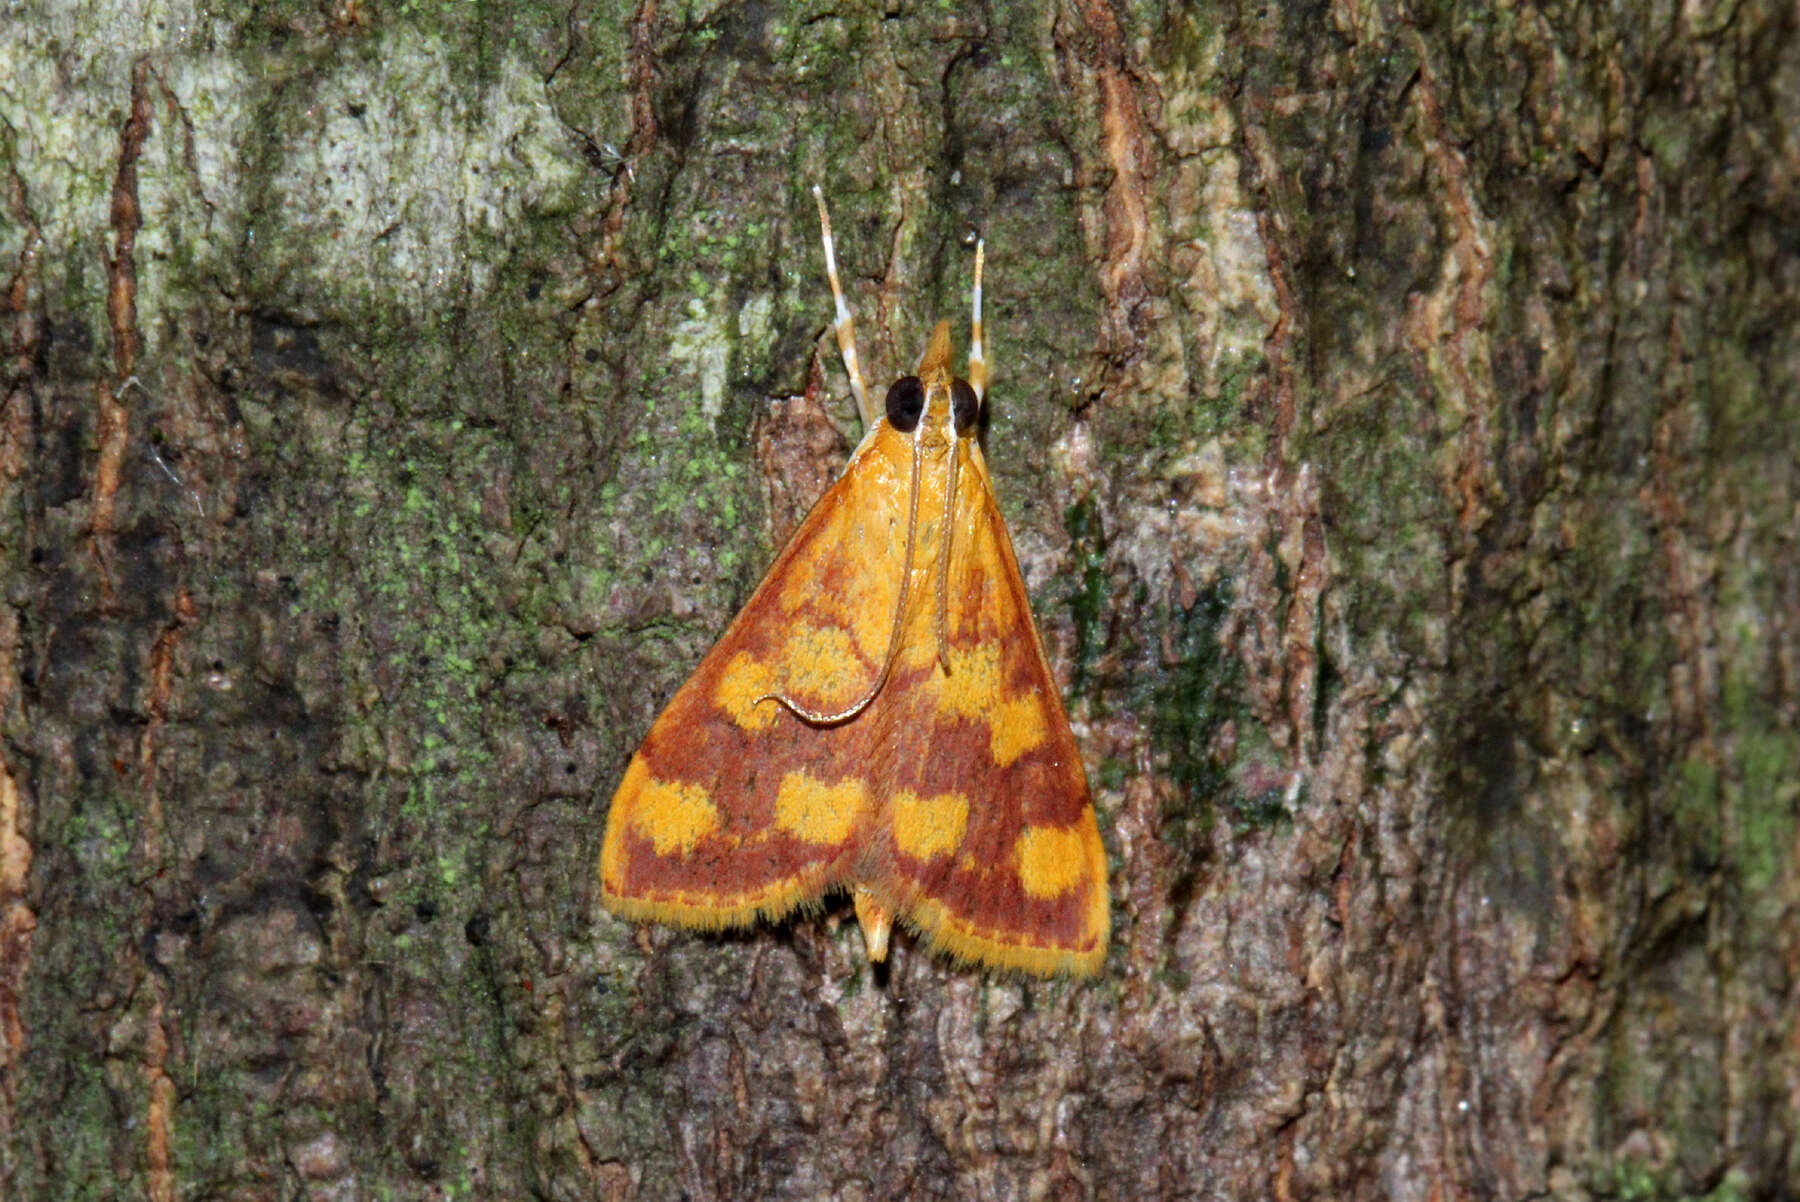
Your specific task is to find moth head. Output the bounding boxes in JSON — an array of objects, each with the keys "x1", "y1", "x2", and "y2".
[{"x1": 889, "y1": 319, "x2": 979, "y2": 442}]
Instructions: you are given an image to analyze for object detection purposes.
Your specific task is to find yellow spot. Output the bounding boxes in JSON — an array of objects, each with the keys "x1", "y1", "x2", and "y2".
[
  {"x1": 847, "y1": 591, "x2": 893, "y2": 661},
  {"x1": 778, "y1": 623, "x2": 870, "y2": 707},
  {"x1": 715, "y1": 651, "x2": 779, "y2": 731},
  {"x1": 930, "y1": 644, "x2": 1049, "y2": 766},
  {"x1": 1015, "y1": 824, "x2": 1091, "y2": 900},
  {"x1": 989, "y1": 694, "x2": 1049, "y2": 766},
  {"x1": 631, "y1": 775, "x2": 720, "y2": 856},
  {"x1": 934, "y1": 644, "x2": 1001, "y2": 717},
  {"x1": 716, "y1": 628, "x2": 876, "y2": 727},
  {"x1": 775, "y1": 771, "x2": 864, "y2": 846},
  {"x1": 891, "y1": 789, "x2": 969, "y2": 860}
]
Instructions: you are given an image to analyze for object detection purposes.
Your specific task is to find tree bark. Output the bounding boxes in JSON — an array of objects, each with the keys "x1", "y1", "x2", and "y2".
[{"x1": 3, "y1": 1, "x2": 1796, "y2": 1198}]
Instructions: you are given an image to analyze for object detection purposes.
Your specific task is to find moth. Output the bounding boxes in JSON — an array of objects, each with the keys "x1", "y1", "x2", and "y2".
[{"x1": 598, "y1": 189, "x2": 1108, "y2": 975}]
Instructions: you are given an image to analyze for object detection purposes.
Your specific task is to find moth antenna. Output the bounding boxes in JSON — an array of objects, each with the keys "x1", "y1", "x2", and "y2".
[
  {"x1": 968, "y1": 238, "x2": 987, "y2": 403},
  {"x1": 934, "y1": 429, "x2": 961, "y2": 675},
  {"x1": 755, "y1": 424, "x2": 925, "y2": 725},
  {"x1": 934, "y1": 237, "x2": 982, "y2": 672},
  {"x1": 813, "y1": 186, "x2": 874, "y2": 430}
]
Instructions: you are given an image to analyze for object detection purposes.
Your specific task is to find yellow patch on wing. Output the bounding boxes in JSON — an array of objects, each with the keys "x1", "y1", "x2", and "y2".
[
  {"x1": 715, "y1": 628, "x2": 875, "y2": 729},
  {"x1": 891, "y1": 789, "x2": 969, "y2": 861},
  {"x1": 988, "y1": 694, "x2": 1049, "y2": 767},
  {"x1": 714, "y1": 651, "x2": 780, "y2": 732},
  {"x1": 935, "y1": 644, "x2": 1004, "y2": 714},
  {"x1": 774, "y1": 771, "x2": 865, "y2": 845},
  {"x1": 630, "y1": 774, "x2": 721, "y2": 856},
  {"x1": 928, "y1": 644, "x2": 1049, "y2": 766},
  {"x1": 778, "y1": 623, "x2": 870, "y2": 706},
  {"x1": 1015, "y1": 824, "x2": 1091, "y2": 900}
]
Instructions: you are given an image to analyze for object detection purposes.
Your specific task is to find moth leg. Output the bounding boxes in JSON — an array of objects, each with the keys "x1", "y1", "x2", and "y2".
[
  {"x1": 853, "y1": 886, "x2": 893, "y2": 963},
  {"x1": 812, "y1": 186, "x2": 874, "y2": 430},
  {"x1": 967, "y1": 238, "x2": 987, "y2": 403}
]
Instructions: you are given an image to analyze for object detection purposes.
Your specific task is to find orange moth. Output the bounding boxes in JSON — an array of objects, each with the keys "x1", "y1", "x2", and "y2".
[{"x1": 598, "y1": 189, "x2": 1108, "y2": 975}]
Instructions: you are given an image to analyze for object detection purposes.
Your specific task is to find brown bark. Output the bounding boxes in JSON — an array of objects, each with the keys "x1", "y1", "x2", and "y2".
[{"x1": 3, "y1": 1, "x2": 1797, "y2": 1198}]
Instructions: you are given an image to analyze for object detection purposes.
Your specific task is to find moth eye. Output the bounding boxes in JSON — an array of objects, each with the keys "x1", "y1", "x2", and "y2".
[
  {"x1": 951, "y1": 378, "x2": 980, "y2": 433},
  {"x1": 885, "y1": 375, "x2": 926, "y2": 432}
]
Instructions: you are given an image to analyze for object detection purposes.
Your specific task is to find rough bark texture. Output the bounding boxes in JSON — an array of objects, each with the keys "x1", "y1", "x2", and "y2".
[{"x1": 3, "y1": 1, "x2": 1797, "y2": 1199}]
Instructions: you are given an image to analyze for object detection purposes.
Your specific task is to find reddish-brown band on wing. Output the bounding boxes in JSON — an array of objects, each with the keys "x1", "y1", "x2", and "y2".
[{"x1": 598, "y1": 432, "x2": 914, "y2": 929}]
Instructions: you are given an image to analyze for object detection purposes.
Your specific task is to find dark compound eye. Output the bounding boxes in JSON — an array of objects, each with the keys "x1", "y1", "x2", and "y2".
[
  {"x1": 951, "y1": 378, "x2": 980, "y2": 432},
  {"x1": 885, "y1": 375, "x2": 926, "y2": 432}
]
